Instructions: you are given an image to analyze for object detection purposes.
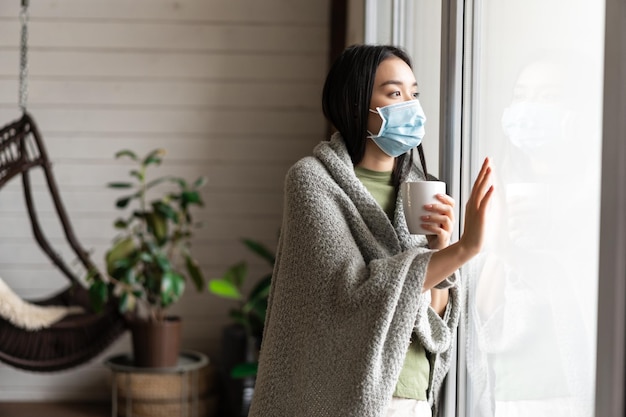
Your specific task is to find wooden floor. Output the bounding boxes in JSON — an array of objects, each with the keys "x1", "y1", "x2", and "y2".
[{"x1": 0, "y1": 402, "x2": 110, "y2": 417}]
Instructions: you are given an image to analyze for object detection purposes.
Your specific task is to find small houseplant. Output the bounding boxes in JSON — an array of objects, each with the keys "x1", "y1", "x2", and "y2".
[
  {"x1": 208, "y1": 238, "x2": 274, "y2": 416},
  {"x1": 87, "y1": 148, "x2": 206, "y2": 367}
]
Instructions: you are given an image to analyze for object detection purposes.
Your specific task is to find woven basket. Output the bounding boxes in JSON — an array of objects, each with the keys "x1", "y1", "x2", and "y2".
[
  {"x1": 116, "y1": 394, "x2": 218, "y2": 417},
  {"x1": 114, "y1": 363, "x2": 218, "y2": 417}
]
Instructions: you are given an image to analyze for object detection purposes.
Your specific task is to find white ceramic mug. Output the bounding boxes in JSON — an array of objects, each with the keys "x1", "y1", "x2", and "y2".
[{"x1": 401, "y1": 181, "x2": 447, "y2": 235}]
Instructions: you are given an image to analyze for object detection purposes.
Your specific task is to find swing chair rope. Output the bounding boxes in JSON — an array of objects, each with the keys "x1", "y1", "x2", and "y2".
[{"x1": 19, "y1": 0, "x2": 29, "y2": 113}]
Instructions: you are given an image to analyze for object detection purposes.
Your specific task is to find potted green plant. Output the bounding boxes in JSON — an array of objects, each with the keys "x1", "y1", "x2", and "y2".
[
  {"x1": 208, "y1": 238, "x2": 274, "y2": 417},
  {"x1": 87, "y1": 148, "x2": 206, "y2": 367}
]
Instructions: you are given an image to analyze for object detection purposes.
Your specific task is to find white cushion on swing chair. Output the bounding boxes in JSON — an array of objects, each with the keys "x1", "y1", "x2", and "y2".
[{"x1": 0, "y1": 277, "x2": 84, "y2": 331}]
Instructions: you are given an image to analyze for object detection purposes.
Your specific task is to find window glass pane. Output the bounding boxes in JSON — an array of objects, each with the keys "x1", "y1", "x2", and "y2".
[
  {"x1": 407, "y1": 2, "x2": 441, "y2": 177},
  {"x1": 367, "y1": 0, "x2": 393, "y2": 44},
  {"x1": 466, "y1": 1, "x2": 604, "y2": 417},
  {"x1": 366, "y1": 0, "x2": 441, "y2": 176}
]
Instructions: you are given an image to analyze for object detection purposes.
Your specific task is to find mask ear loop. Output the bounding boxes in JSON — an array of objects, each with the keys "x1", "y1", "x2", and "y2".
[{"x1": 417, "y1": 144, "x2": 429, "y2": 180}]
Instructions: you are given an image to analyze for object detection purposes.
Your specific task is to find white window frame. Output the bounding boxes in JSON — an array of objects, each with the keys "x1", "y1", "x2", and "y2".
[
  {"x1": 365, "y1": 1, "x2": 626, "y2": 416},
  {"x1": 595, "y1": 0, "x2": 626, "y2": 415}
]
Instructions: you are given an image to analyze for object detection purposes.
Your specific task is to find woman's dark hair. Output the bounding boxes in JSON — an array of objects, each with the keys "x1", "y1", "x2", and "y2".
[{"x1": 322, "y1": 44, "x2": 428, "y2": 188}]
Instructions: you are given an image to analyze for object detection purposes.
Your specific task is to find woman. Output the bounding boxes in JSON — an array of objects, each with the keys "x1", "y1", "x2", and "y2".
[{"x1": 249, "y1": 44, "x2": 493, "y2": 417}]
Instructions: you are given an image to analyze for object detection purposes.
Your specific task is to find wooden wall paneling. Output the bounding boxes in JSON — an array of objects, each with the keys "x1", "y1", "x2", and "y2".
[
  {"x1": 0, "y1": 79, "x2": 321, "y2": 108},
  {"x1": 0, "y1": 0, "x2": 330, "y2": 401},
  {"x1": 0, "y1": 187, "x2": 285, "y2": 216},
  {"x1": 0, "y1": 0, "x2": 328, "y2": 24},
  {"x1": 0, "y1": 51, "x2": 326, "y2": 81},
  {"x1": 0, "y1": 22, "x2": 327, "y2": 53}
]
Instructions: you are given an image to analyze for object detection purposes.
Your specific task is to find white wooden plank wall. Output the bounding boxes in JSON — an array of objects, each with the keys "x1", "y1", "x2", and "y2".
[{"x1": 0, "y1": 0, "x2": 329, "y2": 401}]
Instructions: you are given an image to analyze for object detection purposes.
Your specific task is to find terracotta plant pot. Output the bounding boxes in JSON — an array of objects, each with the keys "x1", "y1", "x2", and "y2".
[{"x1": 130, "y1": 316, "x2": 182, "y2": 367}]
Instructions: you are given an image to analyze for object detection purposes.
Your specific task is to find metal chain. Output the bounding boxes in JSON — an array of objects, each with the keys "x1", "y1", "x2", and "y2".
[{"x1": 19, "y1": 0, "x2": 29, "y2": 113}]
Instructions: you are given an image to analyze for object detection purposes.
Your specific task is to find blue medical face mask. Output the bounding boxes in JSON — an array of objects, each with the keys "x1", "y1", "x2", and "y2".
[
  {"x1": 367, "y1": 99, "x2": 427, "y2": 157},
  {"x1": 501, "y1": 101, "x2": 569, "y2": 151}
]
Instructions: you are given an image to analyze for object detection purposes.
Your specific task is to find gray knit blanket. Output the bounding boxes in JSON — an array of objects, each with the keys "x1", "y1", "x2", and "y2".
[{"x1": 249, "y1": 133, "x2": 460, "y2": 417}]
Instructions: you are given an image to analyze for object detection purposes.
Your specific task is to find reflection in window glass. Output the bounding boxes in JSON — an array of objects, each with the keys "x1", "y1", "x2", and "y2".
[{"x1": 466, "y1": 1, "x2": 604, "y2": 417}]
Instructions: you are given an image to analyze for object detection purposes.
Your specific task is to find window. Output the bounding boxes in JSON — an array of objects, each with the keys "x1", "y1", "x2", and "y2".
[
  {"x1": 365, "y1": 1, "x2": 607, "y2": 415},
  {"x1": 464, "y1": 2, "x2": 603, "y2": 415}
]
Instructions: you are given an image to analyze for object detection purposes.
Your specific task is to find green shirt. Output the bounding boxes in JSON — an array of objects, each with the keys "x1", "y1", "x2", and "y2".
[{"x1": 354, "y1": 166, "x2": 430, "y2": 401}]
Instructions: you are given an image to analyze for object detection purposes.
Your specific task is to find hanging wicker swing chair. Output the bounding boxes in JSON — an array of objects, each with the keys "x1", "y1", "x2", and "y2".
[{"x1": 0, "y1": 1, "x2": 126, "y2": 372}]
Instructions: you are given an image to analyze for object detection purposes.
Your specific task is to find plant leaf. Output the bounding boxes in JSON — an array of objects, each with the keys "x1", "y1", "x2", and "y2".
[
  {"x1": 115, "y1": 150, "x2": 139, "y2": 161},
  {"x1": 229, "y1": 309, "x2": 248, "y2": 328},
  {"x1": 172, "y1": 273, "x2": 185, "y2": 295},
  {"x1": 142, "y1": 149, "x2": 165, "y2": 167},
  {"x1": 155, "y1": 253, "x2": 172, "y2": 272},
  {"x1": 113, "y1": 218, "x2": 128, "y2": 229},
  {"x1": 223, "y1": 262, "x2": 247, "y2": 288},
  {"x1": 84, "y1": 267, "x2": 100, "y2": 284},
  {"x1": 248, "y1": 274, "x2": 272, "y2": 302},
  {"x1": 115, "y1": 196, "x2": 133, "y2": 209},
  {"x1": 139, "y1": 252, "x2": 153, "y2": 263},
  {"x1": 119, "y1": 266, "x2": 137, "y2": 285},
  {"x1": 185, "y1": 255, "x2": 204, "y2": 292},
  {"x1": 193, "y1": 176, "x2": 207, "y2": 188},
  {"x1": 106, "y1": 237, "x2": 136, "y2": 261},
  {"x1": 119, "y1": 292, "x2": 137, "y2": 313},
  {"x1": 108, "y1": 261, "x2": 131, "y2": 280},
  {"x1": 144, "y1": 270, "x2": 161, "y2": 295},
  {"x1": 105, "y1": 237, "x2": 136, "y2": 276},
  {"x1": 182, "y1": 191, "x2": 202, "y2": 205},
  {"x1": 161, "y1": 271, "x2": 185, "y2": 307},
  {"x1": 145, "y1": 176, "x2": 177, "y2": 190},
  {"x1": 146, "y1": 211, "x2": 168, "y2": 245},
  {"x1": 243, "y1": 239, "x2": 275, "y2": 266},
  {"x1": 230, "y1": 362, "x2": 258, "y2": 379},
  {"x1": 153, "y1": 201, "x2": 179, "y2": 223},
  {"x1": 242, "y1": 283, "x2": 269, "y2": 315},
  {"x1": 208, "y1": 279, "x2": 242, "y2": 299},
  {"x1": 108, "y1": 182, "x2": 134, "y2": 189},
  {"x1": 129, "y1": 169, "x2": 143, "y2": 181},
  {"x1": 169, "y1": 177, "x2": 187, "y2": 188},
  {"x1": 249, "y1": 298, "x2": 268, "y2": 323},
  {"x1": 88, "y1": 280, "x2": 109, "y2": 313}
]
